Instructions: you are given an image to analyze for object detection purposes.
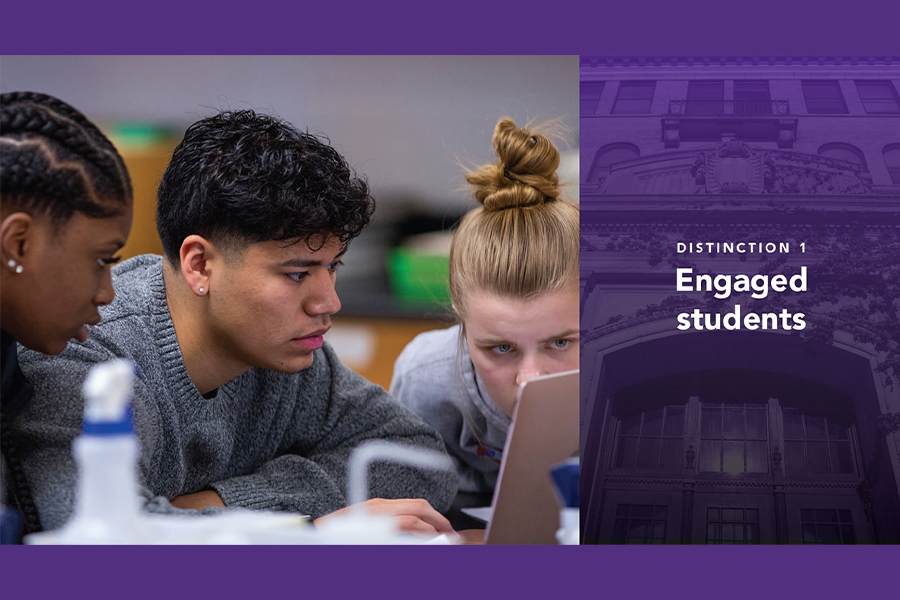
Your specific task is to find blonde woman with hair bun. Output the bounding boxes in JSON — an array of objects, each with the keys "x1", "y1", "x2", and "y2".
[{"x1": 390, "y1": 117, "x2": 579, "y2": 511}]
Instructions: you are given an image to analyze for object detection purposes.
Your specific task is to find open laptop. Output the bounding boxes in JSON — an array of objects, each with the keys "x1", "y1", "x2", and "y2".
[{"x1": 467, "y1": 369, "x2": 579, "y2": 545}]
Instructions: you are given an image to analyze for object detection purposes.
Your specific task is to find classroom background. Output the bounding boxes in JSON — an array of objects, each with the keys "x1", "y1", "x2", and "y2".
[{"x1": 0, "y1": 55, "x2": 579, "y2": 388}]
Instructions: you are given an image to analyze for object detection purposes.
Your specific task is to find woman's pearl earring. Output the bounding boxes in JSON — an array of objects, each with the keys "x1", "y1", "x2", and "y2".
[
  {"x1": 7, "y1": 259, "x2": 23, "y2": 274},
  {"x1": 199, "y1": 287, "x2": 204, "y2": 294}
]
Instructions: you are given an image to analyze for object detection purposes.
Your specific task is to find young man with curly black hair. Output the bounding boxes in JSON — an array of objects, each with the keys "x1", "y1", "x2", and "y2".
[{"x1": 11, "y1": 110, "x2": 457, "y2": 535}]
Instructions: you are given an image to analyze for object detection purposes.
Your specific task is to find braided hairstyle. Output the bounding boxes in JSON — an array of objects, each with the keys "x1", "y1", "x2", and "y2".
[
  {"x1": 1, "y1": 92, "x2": 133, "y2": 536},
  {"x1": 1, "y1": 91, "x2": 132, "y2": 223}
]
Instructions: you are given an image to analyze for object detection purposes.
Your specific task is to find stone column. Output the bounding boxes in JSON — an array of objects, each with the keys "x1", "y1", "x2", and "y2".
[
  {"x1": 681, "y1": 444, "x2": 696, "y2": 543},
  {"x1": 772, "y1": 447, "x2": 788, "y2": 543}
]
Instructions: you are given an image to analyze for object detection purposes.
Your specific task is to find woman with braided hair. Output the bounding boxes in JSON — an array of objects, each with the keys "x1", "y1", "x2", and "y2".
[
  {"x1": 390, "y1": 117, "x2": 579, "y2": 514},
  {"x1": 0, "y1": 91, "x2": 133, "y2": 542}
]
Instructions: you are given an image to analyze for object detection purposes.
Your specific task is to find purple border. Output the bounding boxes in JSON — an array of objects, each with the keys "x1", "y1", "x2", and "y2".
[
  {"x1": 2, "y1": 545, "x2": 896, "y2": 596},
  {"x1": 1, "y1": 0, "x2": 899, "y2": 54},
  {"x1": 3, "y1": 0, "x2": 900, "y2": 597}
]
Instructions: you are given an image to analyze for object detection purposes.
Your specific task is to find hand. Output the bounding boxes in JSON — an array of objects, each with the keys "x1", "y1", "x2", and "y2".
[
  {"x1": 170, "y1": 490, "x2": 227, "y2": 510},
  {"x1": 314, "y1": 498, "x2": 454, "y2": 535}
]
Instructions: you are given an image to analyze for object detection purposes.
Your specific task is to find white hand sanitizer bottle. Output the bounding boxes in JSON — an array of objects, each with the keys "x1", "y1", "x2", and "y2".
[
  {"x1": 551, "y1": 457, "x2": 580, "y2": 545},
  {"x1": 28, "y1": 359, "x2": 150, "y2": 544}
]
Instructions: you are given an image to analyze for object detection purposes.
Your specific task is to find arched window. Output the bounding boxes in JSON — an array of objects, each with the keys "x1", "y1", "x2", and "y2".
[
  {"x1": 884, "y1": 144, "x2": 900, "y2": 184},
  {"x1": 587, "y1": 143, "x2": 640, "y2": 183},
  {"x1": 817, "y1": 143, "x2": 868, "y2": 171},
  {"x1": 609, "y1": 372, "x2": 860, "y2": 478}
]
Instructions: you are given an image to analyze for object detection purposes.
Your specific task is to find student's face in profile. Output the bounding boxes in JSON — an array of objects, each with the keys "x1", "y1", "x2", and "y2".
[
  {"x1": 208, "y1": 235, "x2": 344, "y2": 373},
  {"x1": 2, "y1": 208, "x2": 132, "y2": 354},
  {"x1": 462, "y1": 286, "x2": 580, "y2": 417}
]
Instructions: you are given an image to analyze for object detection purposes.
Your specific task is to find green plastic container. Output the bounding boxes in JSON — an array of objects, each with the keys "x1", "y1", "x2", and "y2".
[
  {"x1": 107, "y1": 122, "x2": 176, "y2": 150},
  {"x1": 387, "y1": 248, "x2": 451, "y2": 305}
]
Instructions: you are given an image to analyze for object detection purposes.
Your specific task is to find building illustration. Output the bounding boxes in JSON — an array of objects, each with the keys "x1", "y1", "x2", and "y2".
[{"x1": 579, "y1": 56, "x2": 900, "y2": 544}]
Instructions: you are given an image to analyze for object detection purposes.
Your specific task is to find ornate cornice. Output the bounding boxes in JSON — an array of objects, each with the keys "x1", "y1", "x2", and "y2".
[
  {"x1": 587, "y1": 141, "x2": 897, "y2": 197},
  {"x1": 602, "y1": 475, "x2": 861, "y2": 490},
  {"x1": 783, "y1": 481, "x2": 861, "y2": 490},
  {"x1": 580, "y1": 56, "x2": 900, "y2": 68},
  {"x1": 604, "y1": 476, "x2": 685, "y2": 486}
]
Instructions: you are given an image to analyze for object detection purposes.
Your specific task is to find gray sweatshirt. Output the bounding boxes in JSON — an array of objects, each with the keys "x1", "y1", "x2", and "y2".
[
  {"x1": 12, "y1": 255, "x2": 457, "y2": 530},
  {"x1": 390, "y1": 325, "x2": 511, "y2": 497}
]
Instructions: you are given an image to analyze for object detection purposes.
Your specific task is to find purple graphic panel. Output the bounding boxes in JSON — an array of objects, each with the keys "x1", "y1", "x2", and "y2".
[{"x1": 580, "y1": 56, "x2": 900, "y2": 545}]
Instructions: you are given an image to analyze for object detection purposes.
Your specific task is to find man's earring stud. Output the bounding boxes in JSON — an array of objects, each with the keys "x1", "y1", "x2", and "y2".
[{"x1": 7, "y1": 259, "x2": 23, "y2": 274}]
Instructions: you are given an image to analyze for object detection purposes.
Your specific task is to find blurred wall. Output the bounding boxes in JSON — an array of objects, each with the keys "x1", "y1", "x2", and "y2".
[{"x1": 0, "y1": 56, "x2": 578, "y2": 213}]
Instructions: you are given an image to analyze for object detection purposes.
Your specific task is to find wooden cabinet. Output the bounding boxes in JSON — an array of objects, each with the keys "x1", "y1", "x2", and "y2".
[
  {"x1": 116, "y1": 140, "x2": 178, "y2": 261},
  {"x1": 327, "y1": 316, "x2": 454, "y2": 390}
]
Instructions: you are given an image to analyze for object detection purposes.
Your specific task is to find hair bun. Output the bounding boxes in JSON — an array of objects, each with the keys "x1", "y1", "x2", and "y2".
[{"x1": 465, "y1": 117, "x2": 560, "y2": 211}]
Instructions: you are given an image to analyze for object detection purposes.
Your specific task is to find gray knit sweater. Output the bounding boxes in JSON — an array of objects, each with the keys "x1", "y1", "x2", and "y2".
[
  {"x1": 390, "y1": 325, "x2": 511, "y2": 497},
  {"x1": 13, "y1": 255, "x2": 457, "y2": 531}
]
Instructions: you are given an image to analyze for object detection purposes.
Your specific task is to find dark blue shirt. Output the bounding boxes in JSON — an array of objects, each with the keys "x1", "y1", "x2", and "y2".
[
  {"x1": 1, "y1": 328, "x2": 31, "y2": 544},
  {"x1": 2, "y1": 328, "x2": 31, "y2": 422}
]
